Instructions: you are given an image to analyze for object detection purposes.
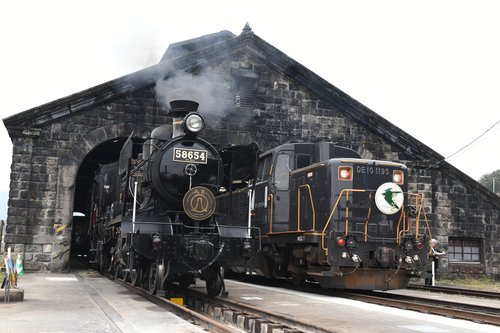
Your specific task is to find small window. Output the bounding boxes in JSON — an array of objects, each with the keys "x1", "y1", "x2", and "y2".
[
  {"x1": 296, "y1": 154, "x2": 312, "y2": 169},
  {"x1": 256, "y1": 155, "x2": 273, "y2": 183},
  {"x1": 448, "y1": 238, "x2": 482, "y2": 263},
  {"x1": 274, "y1": 154, "x2": 290, "y2": 190}
]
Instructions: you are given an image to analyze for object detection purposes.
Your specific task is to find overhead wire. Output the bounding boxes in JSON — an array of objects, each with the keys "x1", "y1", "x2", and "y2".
[{"x1": 444, "y1": 119, "x2": 500, "y2": 162}]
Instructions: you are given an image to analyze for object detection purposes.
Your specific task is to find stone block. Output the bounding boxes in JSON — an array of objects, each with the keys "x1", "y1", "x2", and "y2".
[
  {"x1": 249, "y1": 318, "x2": 264, "y2": 333},
  {"x1": 13, "y1": 244, "x2": 25, "y2": 253},
  {"x1": 43, "y1": 244, "x2": 53, "y2": 253},
  {"x1": 213, "y1": 306, "x2": 224, "y2": 320},
  {"x1": 25, "y1": 244, "x2": 43, "y2": 253},
  {"x1": 203, "y1": 303, "x2": 214, "y2": 317},
  {"x1": 35, "y1": 253, "x2": 52, "y2": 262},
  {"x1": 237, "y1": 315, "x2": 257, "y2": 331},
  {"x1": 0, "y1": 288, "x2": 24, "y2": 302},
  {"x1": 260, "y1": 322, "x2": 281, "y2": 333}
]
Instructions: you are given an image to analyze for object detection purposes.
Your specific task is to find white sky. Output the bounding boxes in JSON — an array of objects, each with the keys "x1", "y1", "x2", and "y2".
[{"x1": 1, "y1": 0, "x2": 499, "y2": 193}]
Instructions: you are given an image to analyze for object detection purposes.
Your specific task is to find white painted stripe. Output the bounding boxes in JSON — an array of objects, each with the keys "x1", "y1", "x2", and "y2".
[
  {"x1": 273, "y1": 302, "x2": 299, "y2": 306},
  {"x1": 45, "y1": 277, "x2": 78, "y2": 282},
  {"x1": 240, "y1": 296, "x2": 263, "y2": 300},
  {"x1": 399, "y1": 325, "x2": 449, "y2": 332}
]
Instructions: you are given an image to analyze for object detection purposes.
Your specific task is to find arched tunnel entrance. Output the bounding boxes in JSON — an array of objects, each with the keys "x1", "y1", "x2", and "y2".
[{"x1": 70, "y1": 136, "x2": 143, "y2": 267}]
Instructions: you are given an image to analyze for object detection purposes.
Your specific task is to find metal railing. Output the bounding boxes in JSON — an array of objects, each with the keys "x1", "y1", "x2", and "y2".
[{"x1": 320, "y1": 189, "x2": 432, "y2": 254}]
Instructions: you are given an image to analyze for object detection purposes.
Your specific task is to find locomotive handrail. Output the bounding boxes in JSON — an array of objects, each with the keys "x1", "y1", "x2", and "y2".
[
  {"x1": 395, "y1": 193, "x2": 433, "y2": 244},
  {"x1": 395, "y1": 208, "x2": 407, "y2": 244},
  {"x1": 268, "y1": 193, "x2": 274, "y2": 233},
  {"x1": 363, "y1": 193, "x2": 373, "y2": 242},
  {"x1": 321, "y1": 189, "x2": 368, "y2": 252},
  {"x1": 321, "y1": 189, "x2": 432, "y2": 254},
  {"x1": 297, "y1": 184, "x2": 316, "y2": 231}
]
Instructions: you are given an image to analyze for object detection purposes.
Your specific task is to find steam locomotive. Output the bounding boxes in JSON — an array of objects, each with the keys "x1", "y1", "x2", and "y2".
[
  {"x1": 89, "y1": 100, "x2": 258, "y2": 297},
  {"x1": 218, "y1": 141, "x2": 433, "y2": 290}
]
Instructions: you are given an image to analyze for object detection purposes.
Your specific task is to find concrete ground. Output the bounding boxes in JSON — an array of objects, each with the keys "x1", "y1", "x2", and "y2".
[{"x1": 0, "y1": 270, "x2": 206, "y2": 333}]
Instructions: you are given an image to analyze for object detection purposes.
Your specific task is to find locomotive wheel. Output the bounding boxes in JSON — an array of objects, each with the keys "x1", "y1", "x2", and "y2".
[
  {"x1": 114, "y1": 262, "x2": 128, "y2": 282},
  {"x1": 98, "y1": 251, "x2": 105, "y2": 274},
  {"x1": 130, "y1": 265, "x2": 142, "y2": 286},
  {"x1": 129, "y1": 255, "x2": 142, "y2": 286},
  {"x1": 112, "y1": 262, "x2": 119, "y2": 280},
  {"x1": 148, "y1": 259, "x2": 165, "y2": 295},
  {"x1": 119, "y1": 266, "x2": 129, "y2": 282},
  {"x1": 206, "y1": 265, "x2": 223, "y2": 297}
]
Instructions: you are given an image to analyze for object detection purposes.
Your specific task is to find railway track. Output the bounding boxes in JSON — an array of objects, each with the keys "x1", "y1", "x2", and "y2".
[
  {"x1": 110, "y1": 275, "x2": 240, "y2": 333},
  {"x1": 111, "y1": 275, "x2": 333, "y2": 333},
  {"x1": 340, "y1": 290, "x2": 500, "y2": 326},
  {"x1": 109, "y1": 272, "x2": 500, "y2": 332},
  {"x1": 407, "y1": 283, "x2": 500, "y2": 299}
]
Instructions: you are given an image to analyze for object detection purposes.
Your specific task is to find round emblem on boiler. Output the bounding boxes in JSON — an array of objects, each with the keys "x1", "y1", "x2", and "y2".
[
  {"x1": 375, "y1": 182, "x2": 404, "y2": 215},
  {"x1": 184, "y1": 163, "x2": 197, "y2": 176},
  {"x1": 183, "y1": 186, "x2": 216, "y2": 221}
]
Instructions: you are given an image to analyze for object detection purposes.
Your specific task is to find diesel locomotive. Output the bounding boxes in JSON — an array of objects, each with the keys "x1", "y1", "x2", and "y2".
[
  {"x1": 89, "y1": 100, "x2": 257, "y2": 296},
  {"x1": 218, "y1": 141, "x2": 433, "y2": 290}
]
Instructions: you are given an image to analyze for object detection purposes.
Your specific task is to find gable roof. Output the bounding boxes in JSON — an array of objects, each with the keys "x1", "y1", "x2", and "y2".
[{"x1": 3, "y1": 25, "x2": 499, "y2": 206}]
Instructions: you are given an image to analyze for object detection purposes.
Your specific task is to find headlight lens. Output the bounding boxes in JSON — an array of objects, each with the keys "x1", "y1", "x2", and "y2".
[
  {"x1": 184, "y1": 113, "x2": 204, "y2": 134},
  {"x1": 338, "y1": 166, "x2": 353, "y2": 181},
  {"x1": 393, "y1": 170, "x2": 404, "y2": 184}
]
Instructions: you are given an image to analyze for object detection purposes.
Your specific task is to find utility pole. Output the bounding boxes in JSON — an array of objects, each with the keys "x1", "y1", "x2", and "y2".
[{"x1": 0, "y1": 220, "x2": 4, "y2": 253}]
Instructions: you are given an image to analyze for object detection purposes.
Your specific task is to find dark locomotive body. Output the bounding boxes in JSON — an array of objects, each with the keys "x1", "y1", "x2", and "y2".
[
  {"x1": 89, "y1": 100, "x2": 257, "y2": 296},
  {"x1": 219, "y1": 142, "x2": 432, "y2": 290}
]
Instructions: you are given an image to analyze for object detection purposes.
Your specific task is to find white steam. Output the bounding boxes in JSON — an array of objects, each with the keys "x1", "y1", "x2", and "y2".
[{"x1": 155, "y1": 70, "x2": 235, "y2": 126}]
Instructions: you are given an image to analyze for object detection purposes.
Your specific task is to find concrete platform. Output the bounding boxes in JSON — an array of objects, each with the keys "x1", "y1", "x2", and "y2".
[
  {"x1": 205, "y1": 279, "x2": 500, "y2": 333},
  {"x1": 0, "y1": 270, "x2": 205, "y2": 333}
]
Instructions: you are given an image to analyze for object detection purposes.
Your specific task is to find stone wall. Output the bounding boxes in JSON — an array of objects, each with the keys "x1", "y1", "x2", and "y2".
[{"x1": 5, "y1": 88, "x2": 169, "y2": 271}]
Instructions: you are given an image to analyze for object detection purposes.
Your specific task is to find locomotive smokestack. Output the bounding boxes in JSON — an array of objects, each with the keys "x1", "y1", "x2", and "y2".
[
  {"x1": 169, "y1": 100, "x2": 200, "y2": 138},
  {"x1": 169, "y1": 100, "x2": 199, "y2": 115}
]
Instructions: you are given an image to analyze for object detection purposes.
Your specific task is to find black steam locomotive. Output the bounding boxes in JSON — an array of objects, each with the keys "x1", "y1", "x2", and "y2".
[
  {"x1": 89, "y1": 100, "x2": 257, "y2": 296},
  {"x1": 218, "y1": 141, "x2": 432, "y2": 290}
]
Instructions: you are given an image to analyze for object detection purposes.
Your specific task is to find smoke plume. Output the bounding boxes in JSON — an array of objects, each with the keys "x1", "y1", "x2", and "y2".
[{"x1": 155, "y1": 70, "x2": 235, "y2": 127}]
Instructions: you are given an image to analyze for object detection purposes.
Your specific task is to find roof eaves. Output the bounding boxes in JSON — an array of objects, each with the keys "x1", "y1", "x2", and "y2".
[
  {"x1": 3, "y1": 32, "x2": 248, "y2": 131},
  {"x1": 244, "y1": 33, "x2": 444, "y2": 163}
]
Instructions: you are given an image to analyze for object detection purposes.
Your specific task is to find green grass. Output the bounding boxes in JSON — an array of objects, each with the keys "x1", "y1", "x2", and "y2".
[{"x1": 437, "y1": 277, "x2": 500, "y2": 291}]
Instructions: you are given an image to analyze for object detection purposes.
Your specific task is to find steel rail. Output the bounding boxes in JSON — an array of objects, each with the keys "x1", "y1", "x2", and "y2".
[
  {"x1": 109, "y1": 275, "x2": 241, "y2": 333},
  {"x1": 183, "y1": 286, "x2": 336, "y2": 333},
  {"x1": 112, "y1": 273, "x2": 333, "y2": 333},
  {"x1": 340, "y1": 291, "x2": 500, "y2": 326},
  {"x1": 407, "y1": 284, "x2": 500, "y2": 299}
]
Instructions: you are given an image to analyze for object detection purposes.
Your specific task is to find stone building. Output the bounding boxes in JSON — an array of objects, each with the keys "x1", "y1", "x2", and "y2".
[{"x1": 3, "y1": 25, "x2": 499, "y2": 278}]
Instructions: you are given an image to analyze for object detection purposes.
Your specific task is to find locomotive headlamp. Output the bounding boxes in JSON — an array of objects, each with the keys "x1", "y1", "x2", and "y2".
[
  {"x1": 183, "y1": 113, "x2": 205, "y2": 134},
  {"x1": 392, "y1": 170, "x2": 404, "y2": 185},
  {"x1": 346, "y1": 238, "x2": 357, "y2": 249},
  {"x1": 404, "y1": 239, "x2": 414, "y2": 251},
  {"x1": 338, "y1": 166, "x2": 353, "y2": 181}
]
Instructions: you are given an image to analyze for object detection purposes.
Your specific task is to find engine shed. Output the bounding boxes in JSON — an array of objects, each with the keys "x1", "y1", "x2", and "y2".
[{"x1": 3, "y1": 24, "x2": 499, "y2": 280}]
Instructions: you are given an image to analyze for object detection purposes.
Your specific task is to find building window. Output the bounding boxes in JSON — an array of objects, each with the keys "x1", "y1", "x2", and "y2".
[{"x1": 448, "y1": 238, "x2": 481, "y2": 263}]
